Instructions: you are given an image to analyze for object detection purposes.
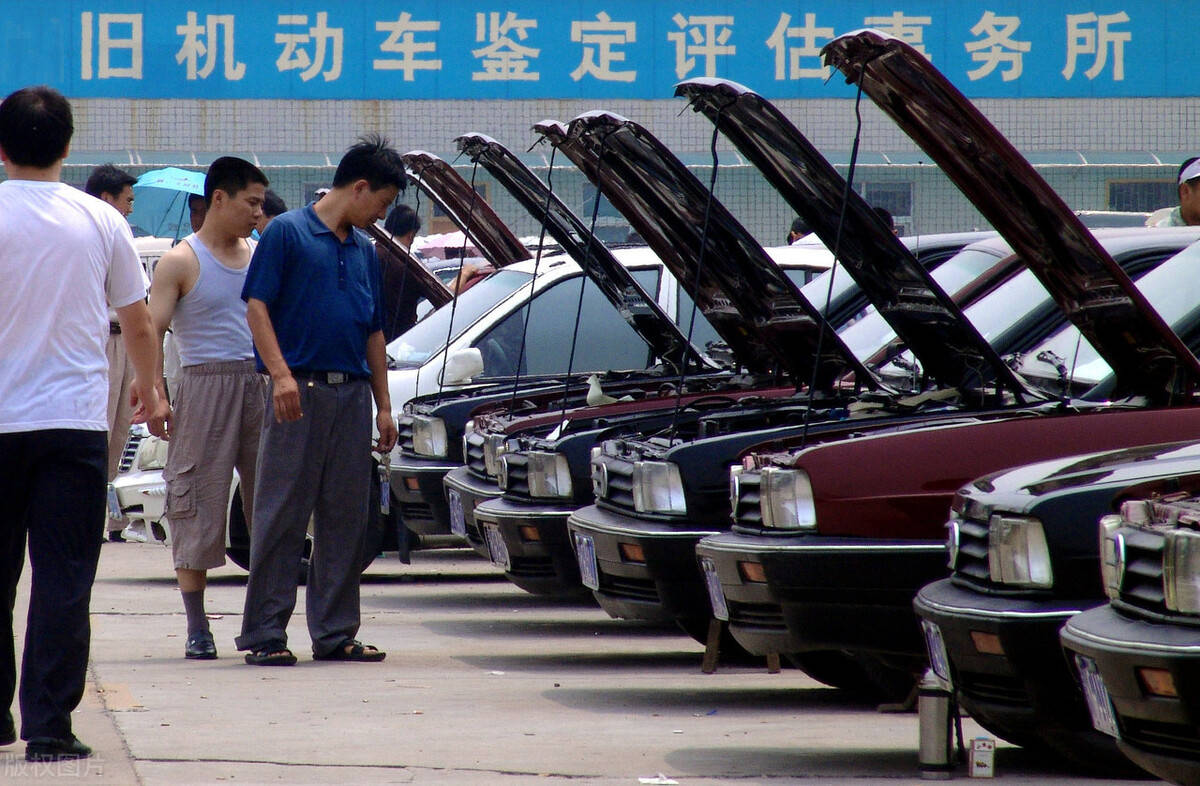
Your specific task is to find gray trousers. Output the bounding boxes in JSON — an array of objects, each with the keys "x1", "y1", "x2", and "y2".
[{"x1": 235, "y1": 377, "x2": 372, "y2": 657}]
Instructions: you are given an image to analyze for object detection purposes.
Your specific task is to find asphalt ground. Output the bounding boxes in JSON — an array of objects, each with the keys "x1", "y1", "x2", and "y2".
[{"x1": 1, "y1": 542, "x2": 1163, "y2": 784}]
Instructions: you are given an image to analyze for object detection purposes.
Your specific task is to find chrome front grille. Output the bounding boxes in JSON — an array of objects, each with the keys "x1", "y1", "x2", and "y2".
[
  {"x1": 464, "y1": 431, "x2": 488, "y2": 478},
  {"x1": 730, "y1": 469, "x2": 762, "y2": 529},
  {"x1": 501, "y1": 452, "x2": 530, "y2": 498},
  {"x1": 952, "y1": 515, "x2": 993, "y2": 587},
  {"x1": 396, "y1": 415, "x2": 415, "y2": 454},
  {"x1": 594, "y1": 454, "x2": 635, "y2": 513},
  {"x1": 117, "y1": 432, "x2": 144, "y2": 473},
  {"x1": 1115, "y1": 527, "x2": 1167, "y2": 613}
]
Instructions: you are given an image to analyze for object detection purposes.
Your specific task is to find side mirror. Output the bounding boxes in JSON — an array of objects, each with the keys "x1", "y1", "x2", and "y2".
[{"x1": 439, "y1": 348, "x2": 484, "y2": 386}]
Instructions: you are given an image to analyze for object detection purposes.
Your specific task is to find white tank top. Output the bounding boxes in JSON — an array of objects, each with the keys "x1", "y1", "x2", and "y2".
[{"x1": 171, "y1": 234, "x2": 256, "y2": 366}]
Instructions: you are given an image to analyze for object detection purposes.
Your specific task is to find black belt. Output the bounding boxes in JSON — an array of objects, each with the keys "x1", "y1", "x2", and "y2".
[
  {"x1": 109, "y1": 322, "x2": 121, "y2": 335},
  {"x1": 292, "y1": 371, "x2": 359, "y2": 385}
]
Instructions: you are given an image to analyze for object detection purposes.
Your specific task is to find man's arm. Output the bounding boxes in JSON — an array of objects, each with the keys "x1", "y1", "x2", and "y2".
[
  {"x1": 246, "y1": 297, "x2": 302, "y2": 422},
  {"x1": 366, "y1": 329, "x2": 397, "y2": 453},
  {"x1": 143, "y1": 248, "x2": 192, "y2": 437},
  {"x1": 115, "y1": 300, "x2": 168, "y2": 429}
]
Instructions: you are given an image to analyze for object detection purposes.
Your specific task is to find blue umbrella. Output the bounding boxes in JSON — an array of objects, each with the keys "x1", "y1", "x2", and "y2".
[{"x1": 128, "y1": 167, "x2": 206, "y2": 240}]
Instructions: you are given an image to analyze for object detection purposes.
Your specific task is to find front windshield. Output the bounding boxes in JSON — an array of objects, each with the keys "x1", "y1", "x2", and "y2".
[
  {"x1": 836, "y1": 246, "x2": 1006, "y2": 360},
  {"x1": 1018, "y1": 239, "x2": 1200, "y2": 386},
  {"x1": 387, "y1": 268, "x2": 533, "y2": 367}
]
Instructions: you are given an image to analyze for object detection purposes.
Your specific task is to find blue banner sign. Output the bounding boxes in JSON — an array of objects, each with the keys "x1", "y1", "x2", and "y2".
[{"x1": 1, "y1": 2, "x2": 1187, "y2": 100}]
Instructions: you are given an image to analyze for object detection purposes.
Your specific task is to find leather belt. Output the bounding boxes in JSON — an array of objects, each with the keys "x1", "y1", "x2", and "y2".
[{"x1": 293, "y1": 371, "x2": 354, "y2": 384}]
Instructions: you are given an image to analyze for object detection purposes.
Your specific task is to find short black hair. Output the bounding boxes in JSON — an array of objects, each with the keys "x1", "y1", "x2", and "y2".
[
  {"x1": 0, "y1": 85, "x2": 74, "y2": 168},
  {"x1": 385, "y1": 203, "x2": 420, "y2": 236},
  {"x1": 188, "y1": 193, "x2": 207, "y2": 208},
  {"x1": 84, "y1": 163, "x2": 136, "y2": 199},
  {"x1": 332, "y1": 134, "x2": 407, "y2": 192},
  {"x1": 205, "y1": 156, "x2": 268, "y2": 205},
  {"x1": 790, "y1": 216, "x2": 810, "y2": 235},
  {"x1": 263, "y1": 189, "x2": 287, "y2": 217},
  {"x1": 872, "y1": 205, "x2": 895, "y2": 229}
]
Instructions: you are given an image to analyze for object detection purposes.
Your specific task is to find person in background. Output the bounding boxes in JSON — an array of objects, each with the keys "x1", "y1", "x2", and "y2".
[
  {"x1": 873, "y1": 205, "x2": 899, "y2": 235},
  {"x1": 255, "y1": 189, "x2": 287, "y2": 236},
  {"x1": 378, "y1": 204, "x2": 423, "y2": 342},
  {"x1": 235, "y1": 135, "x2": 403, "y2": 667},
  {"x1": 0, "y1": 85, "x2": 166, "y2": 761},
  {"x1": 188, "y1": 193, "x2": 208, "y2": 233},
  {"x1": 84, "y1": 163, "x2": 144, "y2": 544},
  {"x1": 787, "y1": 216, "x2": 810, "y2": 244},
  {"x1": 147, "y1": 157, "x2": 269, "y2": 661},
  {"x1": 1155, "y1": 157, "x2": 1200, "y2": 227},
  {"x1": 313, "y1": 186, "x2": 330, "y2": 203}
]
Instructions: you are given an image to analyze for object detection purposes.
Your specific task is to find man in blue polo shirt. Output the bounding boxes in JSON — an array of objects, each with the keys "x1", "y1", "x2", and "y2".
[{"x1": 235, "y1": 135, "x2": 403, "y2": 666}]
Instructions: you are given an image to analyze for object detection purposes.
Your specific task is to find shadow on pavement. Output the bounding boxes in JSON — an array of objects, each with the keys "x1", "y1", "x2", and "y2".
[
  {"x1": 458, "y1": 649, "x2": 708, "y2": 672},
  {"x1": 545, "y1": 684, "x2": 873, "y2": 715},
  {"x1": 421, "y1": 616, "x2": 681, "y2": 639}
]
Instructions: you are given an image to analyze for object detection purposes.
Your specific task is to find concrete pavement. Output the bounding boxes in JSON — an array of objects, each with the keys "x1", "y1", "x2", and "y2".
[{"x1": 1, "y1": 542, "x2": 1163, "y2": 784}]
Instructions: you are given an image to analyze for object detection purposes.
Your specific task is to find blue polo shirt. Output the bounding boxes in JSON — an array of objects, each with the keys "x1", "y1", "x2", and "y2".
[{"x1": 242, "y1": 205, "x2": 383, "y2": 378}]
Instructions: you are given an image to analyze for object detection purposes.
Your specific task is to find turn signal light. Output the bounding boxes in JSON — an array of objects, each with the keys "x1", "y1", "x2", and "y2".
[
  {"x1": 970, "y1": 631, "x2": 1004, "y2": 656},
  {"x1": 405, "y1": 477, "x2": 421, "y2": 491},
  {"x1": 518, "y1": 525, "x2": 541, "y2": 542},
  {"x1": 619, "y1": 543, "x2": 645, "y2": 563},
  {"x1": 738, "y1": 561, "x2": 767, "y2": 583},
  {"x1": 1137, "y1": 667, "x2": 1178, "y2": 698}
]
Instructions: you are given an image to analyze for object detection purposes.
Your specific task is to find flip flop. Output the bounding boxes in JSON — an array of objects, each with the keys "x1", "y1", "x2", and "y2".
[
  {"x1": 244, "y1": 643, "x2": 297, "y2": 666},
  {"x1": 314, "y1": 639, "x2": 386, "y2": 662}
]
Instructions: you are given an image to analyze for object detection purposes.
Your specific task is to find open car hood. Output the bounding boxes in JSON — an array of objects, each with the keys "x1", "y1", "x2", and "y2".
[
  {"x1": 363, "y1": 223, "x2": 453, "y2": 309},
  {"x1": 675, "y1": 78, "x2": 1040, "y2": 405},
  {"x1": 453, "y1": 132, "x2": 711, "y2": 375},
  {"x1": 400, "y1": 151, "x2": 532, "y2": 267},
  {"x1": 823, "y1": 30, "x2": 1200, "y2": 402},
  {"x1": 534, "y1": 114, "x2": 883, "y2": 393}
]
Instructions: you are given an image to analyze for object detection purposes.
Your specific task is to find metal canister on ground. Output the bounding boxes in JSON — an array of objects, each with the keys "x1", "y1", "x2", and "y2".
[{"x1": 917, "y1": 668, "x2": 954, "y2": 779}]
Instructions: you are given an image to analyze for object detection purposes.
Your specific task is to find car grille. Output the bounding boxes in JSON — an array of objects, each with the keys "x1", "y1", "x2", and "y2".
[
  {"x1": 595, "y1": 454, "x2": 636, "y2": 514},
  {"x1": 1115, "y1": 527, "x2": 1167, "y2": 614},
  {"x1": 464, "y1": 431, "x2": 488, "y2": 479},
  {"x1": 117, "y1": 432, "x2": 144, "y2": 473},
  {"x1": 396, "y1": 415, "x2": 415, "y2": 454},
  {"x1": 728, "y1": 600, "x2": 786, "y2": 630},
  {"x1": 599, "y1": 571, "x2": 659, "y2": 603},
  {"x1": 1120, "y1": 716, "x2": 1200, "y2": 762},
  {"x1": 508, "y1": 554, "x2": 556, "y2": 579},
  {"x1": 397, "y1": 500, "x2": 434, "y2": 528},
  {"x1": 731, "y1": 470, "x2": 762, "y2": 529},
  {"x1": 501, "y1": 452, "x2": 531, "y2": 499},
  {"x1": 951, "y1": 515, "x2": 993, "y2": 587},
  {"x1": 957, "y1": 671, "x2": 1030, "y2": 707}
]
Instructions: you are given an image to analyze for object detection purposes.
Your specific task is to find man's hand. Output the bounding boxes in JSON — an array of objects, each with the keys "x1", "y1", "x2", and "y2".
[
  {"x1": 146, "y1": 382, "x2": 173, "y2": 439},
  {"x1": 129, "y1": 378, "x2": 169, "y2": 429},
  {"x1": 374, "y1": 409, "x2": 398, "y2": 453},
  {"x1": 272, "y1": 374, "x2": 303, "y2": 422}
]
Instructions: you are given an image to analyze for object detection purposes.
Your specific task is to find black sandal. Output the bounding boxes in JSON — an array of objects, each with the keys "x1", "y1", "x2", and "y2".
[
  {"x1": 244, "y1": 641, "x2": 297, "y2": 666},
  {"x1": 314, "y1": 639, "x2": 386, "y2": 662}
]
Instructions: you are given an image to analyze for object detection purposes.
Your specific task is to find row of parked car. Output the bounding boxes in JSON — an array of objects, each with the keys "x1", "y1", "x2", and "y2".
[{"x1": 111, "y1": 30, "x2": 1200, "y2": 783}]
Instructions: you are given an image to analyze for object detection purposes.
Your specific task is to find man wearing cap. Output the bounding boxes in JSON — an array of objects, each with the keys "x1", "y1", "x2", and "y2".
[{"x1": 1156, "y1": 157, "x2": 1200, "y2": 226}]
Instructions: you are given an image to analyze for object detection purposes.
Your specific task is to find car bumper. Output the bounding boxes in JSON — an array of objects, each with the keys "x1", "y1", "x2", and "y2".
[
  {"x1": 473, "y1": 497, "x2": 585, "y2": 595},
  {"x1": 696, "y1": 531, "x2": 945, "y2": 660},
  {"x1": 915, "y1": 579, "x2": 1104, "y2": 743},
  {"x1": 390, "y1": 456, "x2": 459, "y2": 537},
  {"x1": 1062, "y1": 605, "x2": 1200, "y2": 785},
  {"x1": 566, "y1": 504, "x2": 718, "y2": 626},
  {"x1": 443, "y1": 467, "x2": 503, "y2": 558}
]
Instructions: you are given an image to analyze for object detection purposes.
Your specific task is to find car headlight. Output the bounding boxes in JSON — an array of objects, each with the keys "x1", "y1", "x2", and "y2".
[
  {"x1": 1099, "y1": 514, "x2": 1125, "y2": 601},
  {"x1": 411, "y1": 415, "x2": 448, "y2": 458},
  {"x1": 483, "y1": 433, "x2": 507, "y2": 477},
  {"x1": 1164, "y1": 528, "x2": 1200, "y2": 613},
  {"x1": 527, "y1": 451, "x2": 573, "y2": 499},
  {"x1": 632, "y1": 461, "x2": 686, "y2": 515},
  {"x1": 759, "y1": 467, "x2": 816, "y2": 530},
  {"x1": 987, "y1": 515, "x2": 1052, "y2": 588},
  {"x1": 136, "y1": 436, "x2": 168, "y2": 471},
  {"x1": 946, "y1": 518, "x2": 961, "y2": 570}
]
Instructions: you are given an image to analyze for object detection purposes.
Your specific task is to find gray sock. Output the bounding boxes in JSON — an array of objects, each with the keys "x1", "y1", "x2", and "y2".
[{"x1": 181, "y1": 589, "x2": 210, "y2": 635}]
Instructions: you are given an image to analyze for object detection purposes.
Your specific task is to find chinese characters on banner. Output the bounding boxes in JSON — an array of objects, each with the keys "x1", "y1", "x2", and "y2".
[{"x1": 58, "y1": 4, "x2": 1175, "y2": 99}]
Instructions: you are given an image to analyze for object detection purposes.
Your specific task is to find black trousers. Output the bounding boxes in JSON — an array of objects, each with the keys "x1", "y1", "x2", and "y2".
[{"x1": 0, "y1": 429, "x2": 105, "y2": 740}]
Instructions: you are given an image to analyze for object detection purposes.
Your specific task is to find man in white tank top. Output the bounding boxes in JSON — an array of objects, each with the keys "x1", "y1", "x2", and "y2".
[{"x1": 147, "y1": 158, "x2": 269, "y2": 660}]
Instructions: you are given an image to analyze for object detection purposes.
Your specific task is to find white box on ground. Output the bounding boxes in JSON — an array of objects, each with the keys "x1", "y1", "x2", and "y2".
[{"x1": 969, "y1": 736, "x2": 995, "y2": 778}]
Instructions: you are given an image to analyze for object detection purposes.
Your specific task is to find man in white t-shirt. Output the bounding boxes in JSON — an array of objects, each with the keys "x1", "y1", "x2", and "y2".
[{"x1": 0, "y1": 85, "x2": 166, "y2": 763}]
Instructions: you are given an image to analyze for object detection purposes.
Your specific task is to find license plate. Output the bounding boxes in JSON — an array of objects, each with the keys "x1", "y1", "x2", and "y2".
[
  {"x1": 447, "y1": 490, "x2": 466, "y2": 537},
  {"x1": 106, "y1": 483, "x2": 122, "y2": 520},
  {"x1": 482, "y1": 522, "x2": 510, "y2": 571},
  {"x1": 922, "y1": 620, "x2": 953, "y2": 689},
  {"x1": 700, "y1": 557, "x2": 729, "y2": 621},
  {"x1": 574, "y1": 532, "x2": 599, "y2": 590},
  {"x1": 1075, "y1": 654, "x2": 1120, "y2": 738}
]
